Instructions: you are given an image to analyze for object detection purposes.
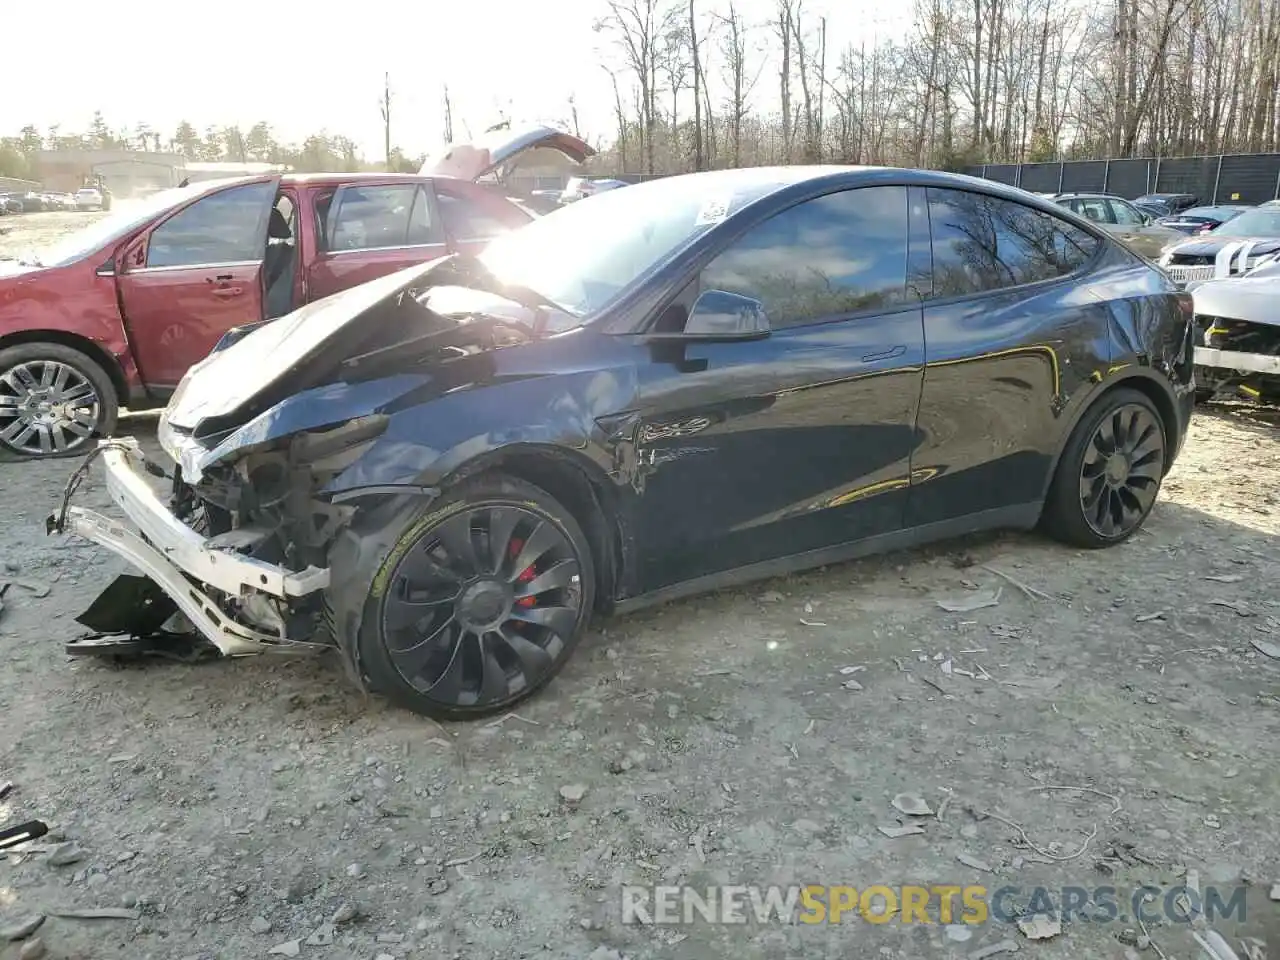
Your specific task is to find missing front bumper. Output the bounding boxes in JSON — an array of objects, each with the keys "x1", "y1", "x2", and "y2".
[{"x1": 53, "y1": 439, "x2": 331, "y2": 657}]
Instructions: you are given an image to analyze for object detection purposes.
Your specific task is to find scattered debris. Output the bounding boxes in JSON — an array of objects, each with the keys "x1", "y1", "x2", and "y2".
[
  {"x1": 1204, "y1": 574, "x2": 1245, "y2": 583},
  {"x1": 877, "y1": 825, "x2": 925, "y2": 839},
  {"x1": 484, "y1": 712, "x2": 540, "y2": 728},
  {"x1": 1135, "y1": 611, "x2": 1166, "y2": 623},
  {"x1": 249, "y1": 916, "x2": 273, "y2": 934},
  {"x1": 331, "y1": 901, "x2": 361, "y2": 924},
  {"x1": 305, "y1": 923, "x2": 335, "y2": 946},
  {"x1": 49, "y1": 908, "x2": 140, "y2": 920},
  {"x1": 937, "y1": 587, "x2": 1002, "y2": 612},
  {"x1": 558, "y1": 783, "x2": 588, "y2": 808},
  {"x1": 0, "y1": 781, "x2": 11, "y2": 800},
  {"x1": 1269, "y1": 881, "x2": 1280, "y2": 901},
  {"x1": 18, "y1": 937, "x2": 45, "y2": 960},
  {"x1": 946, "y1": 924, "x2": 974, "y2": 942},
  {"x1": 268, "y1": 939, "x2": 302, "y2": 957},
  {"x1": 1016, "y1": 914, "x2": 1062, "y2": 939},
  {"x1": 936, "y1": 790, "x2": 953, "y2": 821},
  {"x1": 957, "y1": 852, "x2": 993, "y2": 872},
  {"x1": 842, "y1": 679, "x2": 864, "y2": 691},
  {"x1": 799, "y1": 618, "x2": 828, "y2": 627},
  {"x1": 45, "y1": 842, "x2": 86, "y2": 866},
  {"x1": 444, "y1": 851, "x2": 482, "y2": 868},
  {"x1": 968, "y1": 939, "x2": 1019, "y2": 959},
  {"x1": 0, "y1": 915, "x2": 45, "y2": 941},
  {"x1": 1251, "y1": 638, "x2": 1280, "y2": 660},
  {"x1": 982, "y1": 564, "x2": 1054, "y2": 601},
  {"x1": 838, "y1": 665, "x2": 865, "y2": 675},
  {"x1": 891, "y1": 793, "x2": 933, "y2": 816},
  {"x1": 1211, "y1": 599, "x2": 1253, "y2": 617},
  {"x1": 1192, "y1": 929, "x2": 1243, "y2": 960}
]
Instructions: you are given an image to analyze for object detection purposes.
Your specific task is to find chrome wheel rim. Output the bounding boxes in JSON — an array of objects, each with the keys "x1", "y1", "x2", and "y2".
[
  {"x1": 0, "y1": 360, "x2": 101, "y2": 456},
  {"x1": 380, "y1": 505, "x2": 583, "y2": 708},
  {"x1": 1078, "y1": 403, "x2": 1165, "y2": 538}
]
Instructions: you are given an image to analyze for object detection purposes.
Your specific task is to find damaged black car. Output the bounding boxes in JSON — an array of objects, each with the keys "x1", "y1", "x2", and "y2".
[{"x1": 52, "y1": 167, "x2": 1198, "y2": 720}]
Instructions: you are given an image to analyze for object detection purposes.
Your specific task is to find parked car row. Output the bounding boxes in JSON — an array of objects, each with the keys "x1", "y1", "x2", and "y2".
[{"x1": 0, "y1": 187, "x2": 105, "y2": 214}]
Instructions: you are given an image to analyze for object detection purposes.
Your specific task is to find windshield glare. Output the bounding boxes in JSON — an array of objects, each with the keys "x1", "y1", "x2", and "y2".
[
  {"x1": 478, "y1": 177, "x2": 760, "y2": 318},
  {"x1": 37, "y1": 185, "x2": 218, "y2": 267},
  {"x1": 1210, "y1": 206, "x2": 1280, "y2": 238}
]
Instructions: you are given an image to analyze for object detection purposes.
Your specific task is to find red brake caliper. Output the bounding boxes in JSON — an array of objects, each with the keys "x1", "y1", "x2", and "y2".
[{"x1": 509, "y1": 538, "x2": 537, "y2": 607}]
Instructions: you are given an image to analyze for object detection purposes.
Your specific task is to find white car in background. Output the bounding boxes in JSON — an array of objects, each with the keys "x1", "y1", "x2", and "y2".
[
  {"x1": 559, "y1": 177, "x2": 629, "y2": 204},
  {"x1": 74, "y1": 187, "x2": 104, "y2": 211}
]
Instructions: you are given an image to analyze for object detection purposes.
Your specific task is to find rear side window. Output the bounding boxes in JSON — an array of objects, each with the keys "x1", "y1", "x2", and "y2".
[
  {"x1": 146, "y1": 182, "x2": 274, "y2": 268},
  {"x1": 700, "y1": 185, "x2": 911, "y2": 329},
  {"x1": 434, "y1": 186, "x2": 527, "y2": 240},
  {"x1": 927, "y1": 188, "x2": 1099, "y2": 298},
  {"x1": 324, "y1": 184, "x2": 442, "y2": 252},
  {"x1": 1109, "y1": 199, "x2": 1145, "y2": 225}
]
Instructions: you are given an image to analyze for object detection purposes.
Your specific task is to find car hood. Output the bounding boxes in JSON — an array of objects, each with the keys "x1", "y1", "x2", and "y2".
[
  {"x1": 1167, "y1": 236, "x2": 1280, "y2": 257},
  {"x1": 419, "y1": 124, "x2": 595, "y2": 181},
  {"x1": 163, "y1": 255, "x2": 558, "y2": 439},
  {"x1": 0, "y1": 259, "x2": 43, "y2": 279},
  {"x1": 1193, "y1": 260, "x2": 1280, "y2": 327}
]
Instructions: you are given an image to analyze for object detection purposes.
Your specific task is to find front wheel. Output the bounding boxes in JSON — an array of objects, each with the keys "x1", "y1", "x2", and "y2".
[
  {"x1": 335, "y1": 473, "x2": 596, "y2": 720},
  {"x1": 1041, "y1": 388, "x2": 1167, "y2": 548},
  {"x1": 0, "y1": 343, "x2": 119, "y2": 460}
]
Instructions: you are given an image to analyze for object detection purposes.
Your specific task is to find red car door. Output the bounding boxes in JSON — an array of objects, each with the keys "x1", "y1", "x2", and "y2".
[
  {"x1": 305, "y1": 183, "x2": 449, "y2": 301},
  {"x1": 116, "y1": 179, "x2": 278, "y2": 389}
]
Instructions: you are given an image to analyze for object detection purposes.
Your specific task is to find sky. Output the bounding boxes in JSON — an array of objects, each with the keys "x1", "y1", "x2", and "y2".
[{"x1": 1, "y1": 0, "x2": 911, "y2": 158}]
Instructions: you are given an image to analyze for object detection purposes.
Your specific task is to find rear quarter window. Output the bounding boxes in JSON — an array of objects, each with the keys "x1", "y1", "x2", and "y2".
[{"x1": 927, "y1": 188, "x2": 1100, "y2": 298}]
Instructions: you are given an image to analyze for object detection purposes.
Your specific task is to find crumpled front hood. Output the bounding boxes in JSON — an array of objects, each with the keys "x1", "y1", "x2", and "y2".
[
  {"x1": 1193, "y1": 261, "x2": 1280, "y2": 326},
  {"x1": 165, "y1": 261, "x2": 438, "y2": 431}
]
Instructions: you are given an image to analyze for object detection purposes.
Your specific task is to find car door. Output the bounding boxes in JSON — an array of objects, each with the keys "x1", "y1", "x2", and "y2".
[
  {"x1": 907, "y1": 187, "x2": 1112, "y2": 528},
  {"x1": 626, "y1": 185, "x2": 928, "y2": 594},
  {"x1": 115, "y1": 179, "x2": 277, "y2": 390},
  {"x1": 432, "y1": 179, "x2": 534, "y2": 257},
  {"x1": 1107, "y1": 198, "x2": 1181, "y2": 258},
  {"x1": 305, "y1": 182, "x2": 447, "y2": 301}
]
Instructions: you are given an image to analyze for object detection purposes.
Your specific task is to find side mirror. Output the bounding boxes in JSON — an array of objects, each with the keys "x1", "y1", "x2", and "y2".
[{"x1": 682, "y1": 289, "x2": 771, "y2": 340}]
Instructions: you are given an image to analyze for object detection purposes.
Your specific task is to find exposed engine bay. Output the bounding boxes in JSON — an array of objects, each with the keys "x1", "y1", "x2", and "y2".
[{"x1": 1190, "y1": 259, "x2": 1280, "y2": 402}]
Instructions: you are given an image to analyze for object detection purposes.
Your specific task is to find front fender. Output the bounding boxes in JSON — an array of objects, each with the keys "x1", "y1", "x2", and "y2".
[{"x1": 322, "y1": 366, "x2": 638, "y2": 497}]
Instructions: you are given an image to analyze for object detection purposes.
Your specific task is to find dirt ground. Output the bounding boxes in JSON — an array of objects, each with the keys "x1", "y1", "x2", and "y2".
[{"x1": 1, "y1": 211, "x2": 1277, "y2": 960}]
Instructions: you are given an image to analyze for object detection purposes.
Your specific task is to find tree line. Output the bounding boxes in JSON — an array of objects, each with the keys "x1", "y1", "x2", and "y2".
[
  {"x1": 2, "y1": 0, "x2": 1277, "y2": 184},
  {"x1": 589, "y1": 0, "x2": 1279, "y2": 175},
  {"x1": 0, "y1": 111, "x2": 424, "y2": 182}
]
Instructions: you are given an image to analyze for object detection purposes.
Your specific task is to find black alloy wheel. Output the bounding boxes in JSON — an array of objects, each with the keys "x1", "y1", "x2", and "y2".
[
  {"x1": 351, "y1": 475, "x2": 595, "y2": 719},
  {"x1": 1042, "y1": 388, "x2": 1167, "y2": 548},
  {"x1": 1077, "y1": 402, "x2": 1165, "y2": 538}
]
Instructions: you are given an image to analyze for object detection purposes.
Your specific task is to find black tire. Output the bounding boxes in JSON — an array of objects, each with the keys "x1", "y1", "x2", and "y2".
[
  {"x1": 1041, "y1": 388, "x2": 1167, "y2": 549},
  {"x1": 331, "y1": 473, "x2": 596, "y2": 720},
  {"x1": 0, "y1": 342, "x2": 119, "y2": 461}
]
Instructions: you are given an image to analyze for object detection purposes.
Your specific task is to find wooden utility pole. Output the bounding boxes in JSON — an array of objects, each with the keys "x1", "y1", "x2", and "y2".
[{"x1": 379, "y1": 72, "x2": 392, "y2": 168}]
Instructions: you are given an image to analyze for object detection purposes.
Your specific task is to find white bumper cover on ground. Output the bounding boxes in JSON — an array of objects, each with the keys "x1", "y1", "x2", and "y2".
[{"x1": 66, "y1": 439, "x2": 330, "y2": 656}]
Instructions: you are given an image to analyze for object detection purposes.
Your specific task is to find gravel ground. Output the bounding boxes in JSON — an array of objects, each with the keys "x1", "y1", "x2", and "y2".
[{"x1": 1, "y1": 211, "x2": 1278, "y2": 960}]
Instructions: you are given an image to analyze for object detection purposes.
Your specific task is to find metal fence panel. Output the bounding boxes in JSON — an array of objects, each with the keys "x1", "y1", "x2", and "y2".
[
  {"x1": 1103, "y1": 159, "x2": 1152, "y2": 198},
  {"x1": 1060, "y1": 160, "x2": 1108, "y2": 193},
  {"x1": 1153, "y1": 156, "x2": 1217, "y2": 202},
  {"x1": 983, "y1": 164, "x2": 1019, "y2": 185},
  {"x1": 1213, "y1": 153, "x2": 1280, "y2": 204},
  {"x1": 1018, "y1": 163, "x2": 1061, "y2": 192}
]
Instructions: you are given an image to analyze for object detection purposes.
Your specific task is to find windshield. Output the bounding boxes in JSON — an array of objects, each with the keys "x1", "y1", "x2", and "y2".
[
  {"x1": 1209, "y1": 205, "x2": 1280, "y2": 238},
  {"x1": 477, "y1": 175, "x2": 769, "y2": 318},
  {"x1": 35, "y1": 186, "x2": 203, "y2": 267}
]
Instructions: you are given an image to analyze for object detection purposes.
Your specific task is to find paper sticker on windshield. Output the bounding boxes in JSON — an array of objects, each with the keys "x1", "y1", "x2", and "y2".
[{"x1": 695, "y1": 196, "x2": 731, "y2": 225}]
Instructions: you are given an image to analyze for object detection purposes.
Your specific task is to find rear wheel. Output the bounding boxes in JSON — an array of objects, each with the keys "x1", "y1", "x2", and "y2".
[
  {"x1": 0, "y1": 343, "x2": 118, "y2": 460},
  {"x1": 338, "y1": 474, "x2": 595, "y2": 720},
  {"x1": 1041, "y1": 388, "x2": 1167, "y2": 548}
]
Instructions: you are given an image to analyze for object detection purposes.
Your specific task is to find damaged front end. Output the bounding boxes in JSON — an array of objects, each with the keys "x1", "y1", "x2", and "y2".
[
  {"x1": 1191, "y1": 260, "x2": 1280, "y2": 402},
  {"x1": 49, "y1": 255, "x2": 557, "y2": 662}
]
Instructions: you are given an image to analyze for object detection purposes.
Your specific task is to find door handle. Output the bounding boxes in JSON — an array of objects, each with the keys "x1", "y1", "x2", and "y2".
[
  {"x1": 207, "y1": 274, "x2": 234, "y2": 281},
  {"x1": 210, "y1": 286, "x2": 243, "y2": 297},
  {"x1": 862, "y1": 345, "x2": 906, "y2": 362}
]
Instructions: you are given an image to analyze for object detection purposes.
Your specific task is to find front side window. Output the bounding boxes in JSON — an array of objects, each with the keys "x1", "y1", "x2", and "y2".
[
  {"x1": 928, "y1": 188, "x2": 1099, "y2": 298},
  {"x1": 325, "y1": 184, "x2": 439, "y2": 252},
  {"x1": 1109, "y1": 199, "x2": 1145, "y2": 225},
  {"x1": 145, "y1": 182, "x2": 274, "y2": 268},
  {"x1": 435, "y1": 188, "x2": 522, "y2": 240},
  {"x1": 699, "y1": 186, "x2": 911, "y2": 329}
]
